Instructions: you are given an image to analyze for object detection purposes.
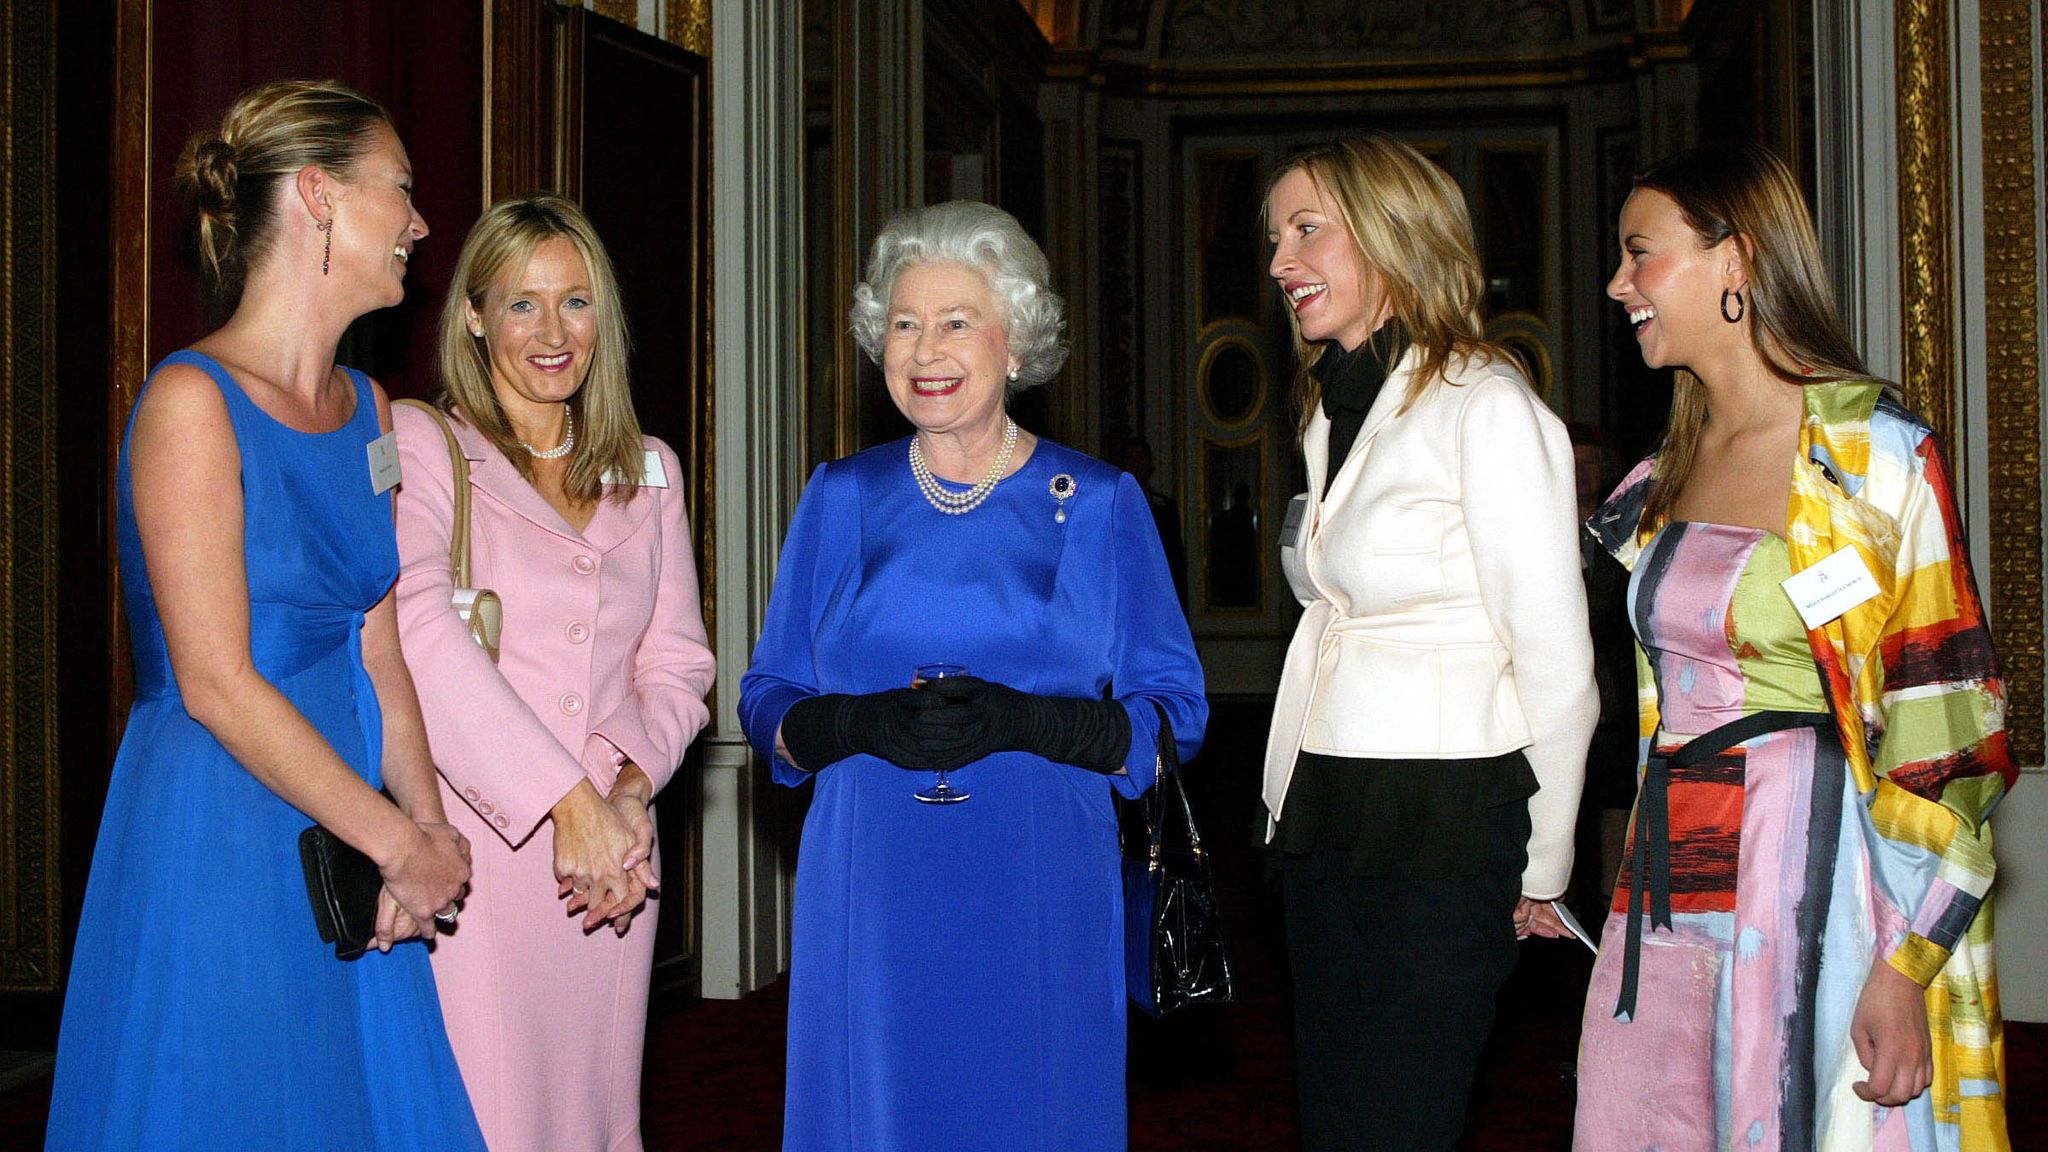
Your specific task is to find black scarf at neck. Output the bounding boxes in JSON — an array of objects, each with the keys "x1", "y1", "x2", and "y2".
[{"x1": 1312, "y1": 322, "x2": 1407, "y2": 490}]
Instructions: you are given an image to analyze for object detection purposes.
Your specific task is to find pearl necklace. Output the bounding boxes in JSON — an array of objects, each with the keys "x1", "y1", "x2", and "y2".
[
  {"x1": 519, "y1": 407, "x2": 575, "y2": 460},
  {"x1": 909, "y1": 419, "x2": 1018, "y2": 515}
]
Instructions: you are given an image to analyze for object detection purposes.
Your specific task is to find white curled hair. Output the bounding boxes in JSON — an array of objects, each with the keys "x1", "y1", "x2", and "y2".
[{"x1": 848, "y1": 200, "x2": 1069, "y2": 394}]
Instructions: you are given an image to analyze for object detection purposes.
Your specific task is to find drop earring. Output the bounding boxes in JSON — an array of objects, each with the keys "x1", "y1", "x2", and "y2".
[{"x1": 318, "y1": 217, "x2": 333, "y2": 276}]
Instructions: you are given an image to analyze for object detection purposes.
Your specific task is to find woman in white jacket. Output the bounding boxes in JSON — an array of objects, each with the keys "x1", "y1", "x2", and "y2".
[{"x1": 1260, "y1": 135, "x2": 1597, "y2": 1151}]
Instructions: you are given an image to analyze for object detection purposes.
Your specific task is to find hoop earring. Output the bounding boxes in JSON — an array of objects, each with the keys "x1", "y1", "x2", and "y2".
[{"x1": 1720, "y1": 288, "x2": 1743, "y2": 323}]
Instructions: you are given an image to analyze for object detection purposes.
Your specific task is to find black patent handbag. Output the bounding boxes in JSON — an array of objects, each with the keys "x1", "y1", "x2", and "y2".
[{"x1": 1122, "y1": 701, "x2": 1237, "y2": 1016}]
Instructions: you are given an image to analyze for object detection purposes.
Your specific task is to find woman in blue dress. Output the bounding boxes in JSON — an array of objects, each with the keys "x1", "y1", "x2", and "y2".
[
  {"x1": 46, "y1": 81, "x2": 484, "y2": 1150},
  {"x1": 740, "y1": 201, "x2": 1207, "y2": 1152}
]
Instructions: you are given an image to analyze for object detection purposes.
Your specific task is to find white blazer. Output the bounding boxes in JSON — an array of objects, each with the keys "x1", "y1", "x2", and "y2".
[{"x1": 1262, "y1": 346, "x2": 1596, "y2": 899}]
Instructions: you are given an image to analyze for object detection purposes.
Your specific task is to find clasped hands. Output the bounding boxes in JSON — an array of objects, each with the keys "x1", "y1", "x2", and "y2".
[
  {"x1": 780, "y1": 676, "x2": 1131, "y2": 775},
  {"x1": 551, "y1": 762, "x2": 659, "y2": 935},
  {"x1": 831, "y1": 678, "x2": 1014, "y2": 771},
  {"x1": 375, "y1": 818, "x2": 472, "y2": 952}
]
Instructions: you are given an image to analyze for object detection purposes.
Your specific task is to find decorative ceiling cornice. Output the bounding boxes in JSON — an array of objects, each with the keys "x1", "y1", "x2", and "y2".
[
  {"x1": 1045, "y1": 27, "x2": 1686, "y2": 96},
  {"x1": 1161, "y1": 0, "x2": 1574, "y2": 58}
]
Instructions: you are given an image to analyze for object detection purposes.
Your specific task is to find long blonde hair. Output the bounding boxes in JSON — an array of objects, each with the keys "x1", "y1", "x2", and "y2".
[
  {"x1": 1265, "y1": 136, "x2": 1511, "y2": 437},
  {"x1": 1631, "y1": 142, "x2": 1880, "y2": 527},
  {"x1": 172, "y1": 79, "x2": 391, "y2": 298},
  {"x1": 437, "y1": 194, "x2": 643, "y2": 503}
]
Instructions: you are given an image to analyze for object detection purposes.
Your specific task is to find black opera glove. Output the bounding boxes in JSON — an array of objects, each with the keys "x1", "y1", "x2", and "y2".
[
  {"x1": 923, "y1": 676, "x2": 1132, "y2": 773},
  {"x1": 779, "y1": 689, "x2": 989, "y2": 773}
]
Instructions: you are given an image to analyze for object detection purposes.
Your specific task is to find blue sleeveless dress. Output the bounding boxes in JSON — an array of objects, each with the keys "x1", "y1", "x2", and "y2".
[{"x1": 46, "y1": 351, "x2": 485, "y2": 1151}]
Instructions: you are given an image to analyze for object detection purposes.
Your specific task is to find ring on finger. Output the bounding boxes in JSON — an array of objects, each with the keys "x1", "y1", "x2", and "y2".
[{"x1": 433, "y1": 908, "x2": 459, "y2": 927}]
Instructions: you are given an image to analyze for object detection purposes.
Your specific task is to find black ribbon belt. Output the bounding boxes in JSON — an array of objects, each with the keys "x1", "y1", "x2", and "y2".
[{"x1": 1614, "y1": 709, "x2": 1835, "y2": 1020}]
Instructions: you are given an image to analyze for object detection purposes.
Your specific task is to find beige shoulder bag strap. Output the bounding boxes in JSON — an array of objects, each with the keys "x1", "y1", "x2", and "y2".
[{"x1": 395, "y1": 399, "x2": 503, "y2": 663}]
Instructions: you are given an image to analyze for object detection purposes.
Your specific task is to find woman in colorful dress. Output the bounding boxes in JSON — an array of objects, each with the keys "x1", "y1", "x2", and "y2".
[
  {"x1": 1578, "y1": 140, "x2": 2014, "y2": 1151},
  {"x1": 46, "y1": 80, "x2": 483, "y2": 1150}
]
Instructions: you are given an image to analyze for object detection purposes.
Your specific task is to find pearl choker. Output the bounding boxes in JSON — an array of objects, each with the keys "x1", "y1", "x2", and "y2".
[
  {"x1": 909, "y1": 419, "x2": 1018, "y2": 515},
  {"x1": 520, "y1": 407, "x2": 575, "y2": 460}
]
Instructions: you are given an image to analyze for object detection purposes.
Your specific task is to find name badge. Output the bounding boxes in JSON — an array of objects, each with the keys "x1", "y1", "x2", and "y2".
[
  {"x1": 1781, "y1": 545, "x2": 1881, "y2": 629},
  {"x1": 366, "y1": 431, "x2": 402, "y2": 495},
  {"x1": 602, "y1": 449, "x2": 669, "y2": 488},
  {"x1": 1278, "y1": 492, "x2": 1313, "y2": 597},
  {"x1": 1280, "y1": 493, "x2": 1311, "y2": 546}
]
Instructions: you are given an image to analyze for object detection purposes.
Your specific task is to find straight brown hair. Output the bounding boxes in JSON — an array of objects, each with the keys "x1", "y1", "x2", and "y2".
[
  {"x1": 437, "y1": 194, "x2": 644, "y2": 504},
  {"x1": 1630, "y1": 142, "x2": 1882, "y2": 527}
]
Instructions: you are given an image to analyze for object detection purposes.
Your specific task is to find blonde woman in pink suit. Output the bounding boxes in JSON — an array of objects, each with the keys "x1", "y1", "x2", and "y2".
[{"x1": 392, "y1": 194, "x2": 716, "y2": 1152}]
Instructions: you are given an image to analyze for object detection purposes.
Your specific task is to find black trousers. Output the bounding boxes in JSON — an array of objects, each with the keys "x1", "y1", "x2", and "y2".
[{"x1": 1279, "y1": 795, "x2": 1529, "y2": 1152}]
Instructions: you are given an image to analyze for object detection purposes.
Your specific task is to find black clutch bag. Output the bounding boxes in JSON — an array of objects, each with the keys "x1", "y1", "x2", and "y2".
[
  {"x1": 1123, "y1": 701, "x2": 1236, "y2": 1017},
  {"x1": 298, "y1": 824, "x2": 383, "y2": 961}
]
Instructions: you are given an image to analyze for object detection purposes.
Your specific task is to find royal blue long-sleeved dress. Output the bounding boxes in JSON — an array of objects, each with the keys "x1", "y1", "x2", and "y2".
[{"x1": 741, "y1": 437, "x2": 1207, "y2": 1152}]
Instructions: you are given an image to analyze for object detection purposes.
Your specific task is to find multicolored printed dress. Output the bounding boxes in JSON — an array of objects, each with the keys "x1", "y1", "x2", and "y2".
[
  {"x1": 1576, "y1": 381, "x2": 2013, "y2": 1152},
  {"x1": 1576, "y1": 522, "x2": 1870, "y2": 1147}
]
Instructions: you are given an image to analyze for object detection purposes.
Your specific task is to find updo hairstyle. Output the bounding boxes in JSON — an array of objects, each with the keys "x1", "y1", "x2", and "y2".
[{"x1": 172, "y1": 79, "x2": 392, "y2": 296}]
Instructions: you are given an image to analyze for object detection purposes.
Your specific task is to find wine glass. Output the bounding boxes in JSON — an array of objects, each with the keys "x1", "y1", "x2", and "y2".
[{"x1": 911, "y1": 662, "x2": 971, "y2": 804}]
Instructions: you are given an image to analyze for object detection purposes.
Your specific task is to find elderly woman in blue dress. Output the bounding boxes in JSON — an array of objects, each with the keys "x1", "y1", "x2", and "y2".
[{"x1": 740, "y1": 200, "x2": 1207, "y2": 1152}]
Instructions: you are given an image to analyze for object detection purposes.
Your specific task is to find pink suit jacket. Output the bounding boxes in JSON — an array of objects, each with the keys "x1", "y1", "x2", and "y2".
[{"x1": 393, "y1": 402, "x2": 715, "y2": 1152}]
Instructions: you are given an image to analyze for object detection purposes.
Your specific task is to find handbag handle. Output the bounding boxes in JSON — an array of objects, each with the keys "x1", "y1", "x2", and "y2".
[
  {"x1": 1145, "y1": 701, "x2": 1203, "y2": 864},
  {"x1": 394, "y1": 399, "x2": 475, "y2": 587}
]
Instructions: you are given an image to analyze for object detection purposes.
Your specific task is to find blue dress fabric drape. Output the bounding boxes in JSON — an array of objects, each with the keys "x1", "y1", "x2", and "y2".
[
  {"x1": 46, "y1": 351, "x2": 485, "y2": 1151},
  {"x1": 741, "y1": 438, "x2": 1208, "y2": 1152}
]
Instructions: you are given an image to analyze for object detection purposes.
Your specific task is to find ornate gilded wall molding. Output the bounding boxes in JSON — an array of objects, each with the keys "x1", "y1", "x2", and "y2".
[
  {"x1": 2, "y1": 0, "x2": 65, "y2": 992},
  {"x1": 1894, "y1": 0, "x2": 1955, "y2": 448},
  {"x1": 591, "y1": 0, "x2": 638, "y2": 24},
  {"x1": 110, "y1": 0, "x2": 148, "y2": 734},
  {"x1": 666, "y1": 0, "x2": 711, "y2": 55},
  {"x1": 1979, "y1": 0, "x2": 2043, "y2": 766}
]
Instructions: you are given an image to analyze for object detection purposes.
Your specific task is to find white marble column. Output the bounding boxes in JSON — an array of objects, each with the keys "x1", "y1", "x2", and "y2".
[
  {"x1": 1811, "y1": 0, "x2": 1902, "y2": 381},
  {"x1": 699, "y1": 0, "x2": 806, "y2": 999}
]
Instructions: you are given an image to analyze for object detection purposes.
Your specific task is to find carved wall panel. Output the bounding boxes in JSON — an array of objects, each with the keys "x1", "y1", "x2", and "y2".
[
  {"x1": 1098, "y1": 139, "x2": 1144, "y2": 446},
  {"x1": 1, "y1": 0, "x2": 63, "y2": 993},
  {"x1": 665, "y1": 0, "x2": 711, "y2": 54},
  {"x1": 1979, "y1": 0, "x2": 2043, "y2": 766},
  {"x1": 1894, "y1": 0, "x2": 1955, "y2": 448}
]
